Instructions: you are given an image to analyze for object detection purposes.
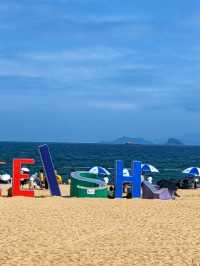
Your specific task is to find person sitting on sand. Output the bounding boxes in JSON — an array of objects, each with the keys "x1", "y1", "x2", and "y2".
[
  {"x1": 108, "y1": 185, "x2": 115, "y2": 198},
  {"x1": 20, "y1": 169, "x2": 29, "y2": 188},
  {"x1": 123, "y1": 183, "x2": 132, "y2": 198},
  {"x1": 29, "y1": 173, "x2": 41, "y2": 190},
  {"x1": 55, "y1": 169, "x2": 62, "y2": 184},
  {"x1": 39, "y1": 168, "x2": 45, "y2": 189},
  {"x1": 141, "y1": 172, "x2": 145, "y2": 183},
  {"x1": 147, "y1": 176, "x2": 153, "y2": 184},
  {"x1": 194, "y1": 178, "x2": 199, "y2": 189},
  {"x1": 103, "y1": 175, "x2": 109, "y2": 185},
  {"x1": 39, "y1": 168, "x2": 49, "y2": 189},
  {"x1": 157, "y1": 179, "x2": 180, "y2": 198},
  {"x1": 44, "y1": 176, "x2": 48, "y2": 189}
]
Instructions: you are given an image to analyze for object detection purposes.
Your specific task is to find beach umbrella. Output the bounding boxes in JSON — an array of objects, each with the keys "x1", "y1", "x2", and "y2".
[
  {"x1": 141, "y1": 164, "x2": 159, "y2": 173},
  {"x1": 182, "y1": 167, "x2": 200, "y2": 176},
  {"x1": 21, "y1": 167, "x2": 30, "y2": 173},
  {"x1": 89, "y1": 166, "x2": 110, "y2": 176},
  {"x1": 123, "y1": 168, "x2": 130, "y2": 176},
  {"x1": 0, "y1": 174, "x2": 11, "y2": 182}
]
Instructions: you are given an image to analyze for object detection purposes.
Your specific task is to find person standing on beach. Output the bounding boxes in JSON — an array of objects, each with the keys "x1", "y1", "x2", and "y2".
[
  {"x1": 103, "y1": 175, "x2": 109, "y2": 185},
  {"x1": 194, "y1": 177, "x2": 199, "y2": 189},
  {"x1": 55, "y1": 168, "x2": 62, "y2": 184},
  {"x1": 44, "y1": 176, "x2": 48, "y2": 189}
]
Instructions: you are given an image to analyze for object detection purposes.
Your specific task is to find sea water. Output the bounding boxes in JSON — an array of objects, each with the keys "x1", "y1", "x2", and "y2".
[{"x1": 0, "y1": 142, "x2": 200, "y2": 182}]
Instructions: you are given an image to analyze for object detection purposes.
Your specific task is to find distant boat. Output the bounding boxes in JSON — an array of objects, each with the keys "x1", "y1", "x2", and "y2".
[
  {"x1": 125, "y1": 142, "x2": 139, "y2": 145},
  {"x1": 124, "y1": 141, "x2": 141, "y2": 145},
  {"x1": 125, "y1": 141, "x2": 134, "y2": 145}
]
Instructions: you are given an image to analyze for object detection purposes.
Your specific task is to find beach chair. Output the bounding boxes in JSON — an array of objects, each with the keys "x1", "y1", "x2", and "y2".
[{"x1": 142, "y1": 180, "x2": 174, "y2": 200}]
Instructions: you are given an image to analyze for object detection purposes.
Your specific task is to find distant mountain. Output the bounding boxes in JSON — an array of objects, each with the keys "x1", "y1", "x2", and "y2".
[
  {"x1": 165, "y1": 138, "x2": 184, "y2": 145},
  {"x1": 101, "y1": 136, "x2": 154, "y2": 145},
  {"x1": 181, "y1": 134, "x2": 200, "y2": 145}
]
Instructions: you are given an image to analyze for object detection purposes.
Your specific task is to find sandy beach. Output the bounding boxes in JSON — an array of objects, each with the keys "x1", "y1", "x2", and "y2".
[{"x1": 0, "y1": 185, "x2": 199, "y2": 266}]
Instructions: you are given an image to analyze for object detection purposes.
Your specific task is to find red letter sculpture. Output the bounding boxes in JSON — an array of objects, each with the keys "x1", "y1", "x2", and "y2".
[{"x1": 12, "y1": 159, "x2": 35, "y2": 197}]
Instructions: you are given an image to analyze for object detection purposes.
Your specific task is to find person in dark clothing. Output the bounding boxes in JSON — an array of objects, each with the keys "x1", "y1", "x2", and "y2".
[
  {"x1": 44, "y1": 176, "x2": 48, "y2": 189},
  {"x1": 39, "y1": 168, "x2": 45, "y2": 188},
  {"x1": 157, "y1": 179, "x2": 180, "y2": 197},
  {"x1": 108, "y1": 185, "x2": 115, "y2": 198}
]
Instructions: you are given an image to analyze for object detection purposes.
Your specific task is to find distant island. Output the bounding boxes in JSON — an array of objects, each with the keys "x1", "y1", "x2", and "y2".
[
  {"x1": 100, "y1": 136, "x2": 184, "y2": 145},
  {"x1": 100, "y1": 136, "x2": 153, "y2": 145},
  {"x1": 165, "y1": 138, "x2": 184, "y2": 145}
]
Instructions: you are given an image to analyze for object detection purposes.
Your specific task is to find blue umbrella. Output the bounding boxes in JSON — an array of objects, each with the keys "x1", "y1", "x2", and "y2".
[
  {"x1": 141, "y1": 164, "x2": 159, "y2": 173},
  {"x1": 183, "y1": 167, "x2": 200, "y2": 176},
  {"x1": 187, "y1": 173, "x2": 196, "y2": 178}
]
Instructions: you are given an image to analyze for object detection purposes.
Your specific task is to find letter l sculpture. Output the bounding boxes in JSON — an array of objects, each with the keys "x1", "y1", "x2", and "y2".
[{"x1": 39, "y1": 144, "x2": 61, "y2": 196}]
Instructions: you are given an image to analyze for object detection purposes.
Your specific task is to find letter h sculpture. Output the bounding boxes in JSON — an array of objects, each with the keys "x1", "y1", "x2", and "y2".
[{"x1": 114, "y1": 160, "x2": 141, "y2": 198}]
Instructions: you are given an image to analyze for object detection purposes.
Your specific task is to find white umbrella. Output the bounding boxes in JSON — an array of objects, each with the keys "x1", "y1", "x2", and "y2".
[
  {"x1": 21, "y1": 167, "x2": 30, "y2": 173},
  {"x1": 141, "y1": 164, "x2": 159, "y2": 173},
  {"x1": 0, "y1": 174, "x2": 11, "y2": 182}
]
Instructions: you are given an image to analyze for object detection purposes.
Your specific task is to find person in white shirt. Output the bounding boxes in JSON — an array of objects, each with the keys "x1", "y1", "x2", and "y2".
[
  {"x1": 147, "y1": 176, "x2": 153, "y2": 184},
  {"x1": 103, "y1": 176, "x2": 109, "y2": 185},
  {"x1": 141, "y1": 174, "x2": 145, "y2": 183}
]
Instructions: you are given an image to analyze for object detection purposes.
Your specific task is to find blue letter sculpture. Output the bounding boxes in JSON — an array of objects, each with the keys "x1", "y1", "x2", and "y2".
[
  {"x1": 39, "y1": 144, "x2": 61, "y2": 196},
  {"x1": 115, "y1": 160, "x2": 141, "y2": 198}
]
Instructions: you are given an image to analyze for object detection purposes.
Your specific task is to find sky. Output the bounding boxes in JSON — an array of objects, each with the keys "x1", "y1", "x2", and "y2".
[{"x1": 0, "y1": 0, "x2": 200, "y2": 143}]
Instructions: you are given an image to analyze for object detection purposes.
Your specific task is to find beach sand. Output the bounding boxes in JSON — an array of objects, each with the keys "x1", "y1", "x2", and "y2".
[{"x1": 0, "y1": 185, "x2": 200, "y2": 266}]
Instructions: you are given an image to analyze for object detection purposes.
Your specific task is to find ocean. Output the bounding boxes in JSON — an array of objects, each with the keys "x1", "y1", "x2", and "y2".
[{"x1": 0, "y1": 142, "x2": 200, "y2": 182}]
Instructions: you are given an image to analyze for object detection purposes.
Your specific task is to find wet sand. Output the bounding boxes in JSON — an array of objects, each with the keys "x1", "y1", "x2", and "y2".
[{"x1": 0, "y1": 185, "x2": 200, "y2": 266}]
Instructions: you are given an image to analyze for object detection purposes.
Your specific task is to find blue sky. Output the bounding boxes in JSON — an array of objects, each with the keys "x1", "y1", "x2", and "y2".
[{"x1": 1, "y1": 0, "x2": 200, "y2": 143}]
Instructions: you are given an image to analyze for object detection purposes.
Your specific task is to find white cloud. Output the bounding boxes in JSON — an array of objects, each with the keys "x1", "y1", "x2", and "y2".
[
  {"x1": 0, "y1": 58, "x2": 41, "y2": 78},
  {"x1": 89, "y1": 101, "x2": 138, "y2": 111},
  {"x1": 0, "y1": 2, "x2": 20, "y2": 13},
  {"x1": 0, "y1": 47, "x2": 156, "y2": 81},
  {"x1": 24, "y1": 47, "x2": 125, "y2": 62},
  {"x1": 61, "y1": 14, "x2": 150, "y2": 25}
]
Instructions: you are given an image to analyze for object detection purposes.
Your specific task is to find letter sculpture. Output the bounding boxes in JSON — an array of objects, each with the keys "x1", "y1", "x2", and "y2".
[
  {"x1": 39, "y1": 144, "x2": 61, "y2": 196},
  {"x1": 114, "y1": 160, "x2": 141, "y2": 198},
  {"x1": 12, "y1": 158, "x2": 35, "y2": 197}
]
